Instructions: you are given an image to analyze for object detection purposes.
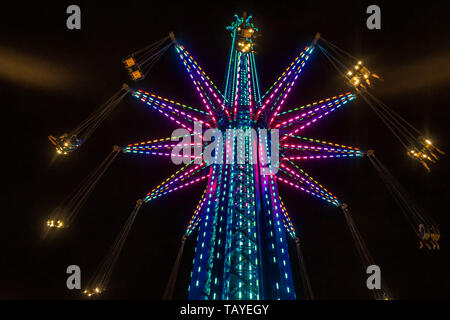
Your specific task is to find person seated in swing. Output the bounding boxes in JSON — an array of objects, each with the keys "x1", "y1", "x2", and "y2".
[
  {"x1": 418, "y1": 224, "x2": 432, "y2": 250},
  {"x1": 407, "y1": 148, "x2": 432, "y2": 172},
  {"x1": 429, "y1": 226, "x2": 440, "y2": 250},
  {"x1": 49, "y1": 133, "x2": 69, "y2": 154},
  {"x1": 68, "y1": 134, "x2": 82, "y2": 149},
  {"x1": 56, "y1": 134, "x2": 82, "y2": 153},
  {"x1": 346, "y1": 61, "x2": 380, "y2": 89},
  {"x1": 419, "y1": 136, "x2": 445, "y2": 156}
]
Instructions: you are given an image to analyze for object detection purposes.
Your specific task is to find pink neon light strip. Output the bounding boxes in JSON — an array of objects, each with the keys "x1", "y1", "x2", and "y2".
[
  {"x1": 127, "y1": 142, "x2": 203, "y2": 150},
  {"x1": 134, "y1": 92, "x2": 193, "y2": 131},
  {"x1": 233, "y1": 53, "x2": 242, "y2": 120},
  {"x1": 283, "y1": 153, "x2": 361, "y2": 160},
  {"x1": 282, "y1": 144, "x2": 361, "y2": 153},
  {"x1": 274, "y1": 94, "x2": 353, "y2": 129},
  {"x1": 279, "y1": 197, "x2": 296, "y2": 236},
  {"x1": 268, "y1": 68, "x2": 304, "y2": 125},
  {"x1": 279, "y1": 162, "x2": 337, "y2": 201},
  {"x1": 258, "y1": 46, "x2": 308, "y2": 105},
  {"x1": 178, "y1": 48, "x2": 231, "y2": 120},
  {"x1": 281, "y1": 103, "x2": 343, "y2": 142},
  {"x1": 147, "y1": 163, "x2": 205, "y2": 197},
  {"x1": 126, "y1": 134, "x2": 193, "y2": 147},
  {"x1": 256, "y1": 48, "x2": 308, "y2": 120},
  {"x1": 185, "y1": 188, "x2": 208, "y2": 234},
  {"x1": 247, "y1": 54, "x2": 254, "y2": 119},
  {"x1": 275, "y1": 175, "x2": 339, "y2": 205},
  {"x1": 145, "y1": 174, "x2": 209, "y2": 202},
  {"x1": 145, "y1": 95, "x2": 211, "y2": 128},
  {"x1": 134, "y1": 91, "x2": 209, "y2": 127},
  {"x1": 125, "y1": 150, "x2": 197, "y2": 158},
  {"x1": 178, "y1": 53, "x2": 218, "y2": 124},
  {"x1": 278, "y1": 92, "x2": 352, "y2": 116}
]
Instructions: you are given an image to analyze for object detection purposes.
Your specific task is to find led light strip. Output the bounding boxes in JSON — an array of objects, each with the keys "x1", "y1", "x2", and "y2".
[
  {"x1": 281, "y1": 98, "x2": 352, "y2": 141},
  {"x1": 136, "y1": 92, "x2": 212, "y2": 128},
  {"x1": 278, "y1": 92, "x2": 353, "y2": 116},
  {"x1": 276, "y1": 175, "x2": 339, "y2": 206},
  {"x1": 279, "y1": 163, "x2": 337, "y2": 201},
  {"x1": 256, "y1": 48, "x2": 308, "y2": 120},
  {"x1": 178, "y1": 48, "x2": 231, "y2": 120},
  {"x1": 145, "y1": 175, "x2": 209, "y2": 202},
  {"x1": 258, "y1": 46, "x2": 311, "y2": 105},
  {"x1": 185, "y1": 186, "x2": 208, "y2": 236},
  {"x1": 176, "y1": 47, "x2": 218, "y2": 124},
  {"x1": 275, "y1": 95, "x2": 354, "y2": 129},
  {"x1": 148, "y1": 163, "x2": 206, "y2": 198}
]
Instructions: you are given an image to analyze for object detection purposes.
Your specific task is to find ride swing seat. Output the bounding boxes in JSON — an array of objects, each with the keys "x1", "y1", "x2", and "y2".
[
  {"x1": 122, "y1": 55, "x2": 145, "y2": 81},
  {"x1": 418, "y1": 224, "x2": 440, "y2": 250},
  {"x1": 123, "y1": 56, "x2": 137, "y2": 68},
  {"x1": 345, "y1": 61, "x2": 381, "y2": 89},
  {"x1": 83, "y1": 287, "x2": 102, "y2": 297},
  {"x1": 122, "y1": 33, "x2": 175, "y2": 82},
  {"x1": 46, "y1": 219, "x2": 64, "y2": 229},
  {"x1": 381, "y1": 290, "x2": 392, "y2": 300},
  {"x1": 407, "y1": 138, "x2": 443, "y2": 172},
  {"x1": 49, "y1": 133, "x2": 82, "y2": 155},
  {"x1": 430, "y1": 226, "x2": 441, "y2": 250},
  {"x1": 419, "y1": 137, "x2": 445, "y2": 159},
  {"x1": 130, "y1": 69, "x2": 144, "y2": 81}
]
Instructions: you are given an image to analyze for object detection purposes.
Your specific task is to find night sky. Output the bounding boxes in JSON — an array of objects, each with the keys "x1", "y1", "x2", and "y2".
[{"x1": 2, "y1": 0, "x2": 450, "y2": 300}]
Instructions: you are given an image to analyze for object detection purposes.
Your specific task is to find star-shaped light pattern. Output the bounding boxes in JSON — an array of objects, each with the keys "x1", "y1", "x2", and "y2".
[
  {"x1": 122, "y1": 16, "x2": 363, "y2": 300},
  {"x1": 125, "y1": 50, "x2": 361, "y2": 206}
]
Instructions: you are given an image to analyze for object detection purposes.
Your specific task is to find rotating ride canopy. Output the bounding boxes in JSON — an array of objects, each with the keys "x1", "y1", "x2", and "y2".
[{"x1": 46, "y1": 13, "x2": 444, "y2": 300}]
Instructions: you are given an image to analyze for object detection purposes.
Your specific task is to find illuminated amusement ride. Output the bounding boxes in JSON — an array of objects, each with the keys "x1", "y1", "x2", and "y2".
[{"x1": 47, "y1": 14, "x2": 443, "y2": 300}]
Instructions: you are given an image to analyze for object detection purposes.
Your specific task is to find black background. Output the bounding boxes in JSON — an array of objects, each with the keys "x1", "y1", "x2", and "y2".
[{"x1": 1, "y1": 0, "x2": 449, "y2": 300}]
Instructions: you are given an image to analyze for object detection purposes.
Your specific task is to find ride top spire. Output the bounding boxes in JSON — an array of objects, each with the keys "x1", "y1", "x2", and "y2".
[{"x1": 227, "y1": 13, "x2": 259, "y2": 54}]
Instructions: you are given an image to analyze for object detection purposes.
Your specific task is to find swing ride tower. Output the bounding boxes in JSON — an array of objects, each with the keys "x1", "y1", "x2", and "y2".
[
  {"x1": 48, "y1": 10, "x2": 444, "y2": 301},
  {"x1": 187, "y1": 14, "x2": 297, "y2": 300}
]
